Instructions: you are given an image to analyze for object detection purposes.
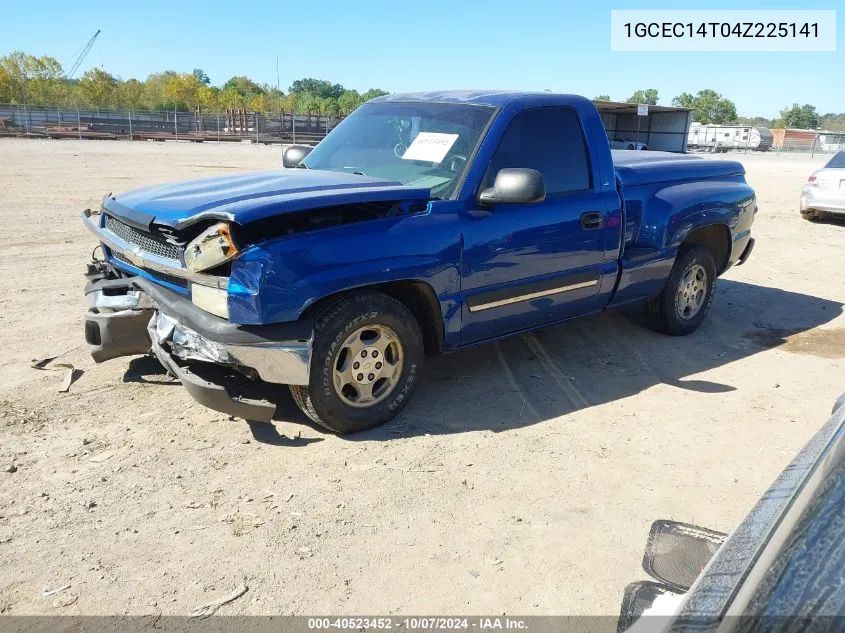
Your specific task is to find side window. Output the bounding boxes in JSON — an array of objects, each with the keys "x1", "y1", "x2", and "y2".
[{"x1": 485, "y1": 107, "x2": 591, "y2": 195}]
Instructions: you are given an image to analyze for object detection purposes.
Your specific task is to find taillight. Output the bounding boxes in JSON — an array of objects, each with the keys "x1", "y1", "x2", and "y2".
[{"x1": 808, "y1": 175, "x2": 817, "y2": 183}]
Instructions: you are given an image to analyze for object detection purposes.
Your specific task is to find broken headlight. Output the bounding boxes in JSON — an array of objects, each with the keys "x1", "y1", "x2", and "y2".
[{"x1": 184, "y1": 222, "x2": 239, "y2": 272}]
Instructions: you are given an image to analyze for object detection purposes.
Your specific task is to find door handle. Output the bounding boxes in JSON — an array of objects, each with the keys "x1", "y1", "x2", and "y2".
[{"x1": 580, "y1": 211, "x2": 603, "y2": 230}]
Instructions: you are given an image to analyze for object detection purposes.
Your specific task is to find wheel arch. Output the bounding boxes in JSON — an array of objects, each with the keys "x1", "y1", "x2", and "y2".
[
  {"x1": 679, "y1": 223, "x2": 732, "y2": 274},
  {"x1": 302, "y1": 280, "x2": 445, "y2": 355}
]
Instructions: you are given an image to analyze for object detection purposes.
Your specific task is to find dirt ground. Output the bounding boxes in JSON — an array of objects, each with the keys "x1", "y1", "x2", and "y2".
[{"x1": 0, "y1": 139, "x2": 843, "y2": 617}]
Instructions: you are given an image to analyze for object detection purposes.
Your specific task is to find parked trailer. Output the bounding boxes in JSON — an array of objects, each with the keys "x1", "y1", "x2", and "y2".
[{"x1": 687, "y1": 123, "x2": 773, "y2": 152}]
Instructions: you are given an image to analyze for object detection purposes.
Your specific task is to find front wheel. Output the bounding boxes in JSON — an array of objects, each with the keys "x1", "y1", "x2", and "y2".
[
  {"x1": 290, "y1": 291, "x2": 424, "y2": 434},
  {"x1": 643, "y1": 245, "x2": 717, "y2": 336}
]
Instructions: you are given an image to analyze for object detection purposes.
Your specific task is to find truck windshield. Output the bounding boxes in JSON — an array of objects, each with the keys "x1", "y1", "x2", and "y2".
[{"x1": 301, "y1": 101, "x2": 496, "y2": 198}]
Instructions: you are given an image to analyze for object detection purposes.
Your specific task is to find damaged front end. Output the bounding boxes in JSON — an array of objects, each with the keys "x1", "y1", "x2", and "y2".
[
  {"x1": 83, "y1": 258, "x2": 313, "y2": 422},
  {"x1": 80, "y1": 168, "x2": 434, "y2": 423}
]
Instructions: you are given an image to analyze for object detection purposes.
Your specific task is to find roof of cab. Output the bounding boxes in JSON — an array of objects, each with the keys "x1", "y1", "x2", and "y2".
[{"x1": 369, "y1": 90, "x2": 584, "y2": 108}]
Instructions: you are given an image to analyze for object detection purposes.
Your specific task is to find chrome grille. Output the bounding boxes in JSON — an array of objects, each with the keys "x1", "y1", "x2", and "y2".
[
  {"x1": 109, "y1": 249, "x2": 189, "y2": 288},
  {"x1": 104, "y1": 215, "x2": 180, "y2": 262},
  {"x1": 110, "y1": 250, "x2": 131, "y2": 265}
]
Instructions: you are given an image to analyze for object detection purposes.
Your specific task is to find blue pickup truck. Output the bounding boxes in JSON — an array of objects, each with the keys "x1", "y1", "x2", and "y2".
[{"x1": 82, "y1": 91, "x2": 756, "y2": 433}]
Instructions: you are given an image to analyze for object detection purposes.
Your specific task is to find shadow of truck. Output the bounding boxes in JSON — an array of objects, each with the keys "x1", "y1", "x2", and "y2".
[{"x1": 217, "y1": 279, "x2": 844, "y2": 439}]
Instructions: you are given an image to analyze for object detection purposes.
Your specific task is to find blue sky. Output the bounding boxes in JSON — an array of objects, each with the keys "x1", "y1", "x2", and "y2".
[{"x1": 1, "y1": 0, "x2": 841, "y2": 117}]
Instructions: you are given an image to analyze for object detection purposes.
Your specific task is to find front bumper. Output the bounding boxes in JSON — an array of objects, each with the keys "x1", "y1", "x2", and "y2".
[{"x1": 84, "y1": 268, "x2": 313, "y2": 421}]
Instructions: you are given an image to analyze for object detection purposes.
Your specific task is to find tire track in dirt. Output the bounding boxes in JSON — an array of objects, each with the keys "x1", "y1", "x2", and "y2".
[
  {"x1": 522, "y1": 333, "x2": 590, "y2": 410},
  {"x1": 494, "y1": 340, "x2": 541, "y2": 422}
]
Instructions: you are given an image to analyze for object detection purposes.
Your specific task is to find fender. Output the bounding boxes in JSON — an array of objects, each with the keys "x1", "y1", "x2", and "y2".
[
  {"x1": 607, "y1": 180, "x2": 755, "y2": 308},
  {"x1": 639, "y1": 180, "x2": 755, "y2": 252},
  {"x1": 227, "y1": 208, "x2": 462, "y2": 325}
]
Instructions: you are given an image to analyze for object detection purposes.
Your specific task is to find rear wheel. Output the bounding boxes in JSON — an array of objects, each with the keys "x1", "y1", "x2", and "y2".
[
  {"x1": 644, "y1": 245, "x2": 717, "y2": 336},
  {"x1": 290, "y1": 291, "x2": 424, "y2": 434}
]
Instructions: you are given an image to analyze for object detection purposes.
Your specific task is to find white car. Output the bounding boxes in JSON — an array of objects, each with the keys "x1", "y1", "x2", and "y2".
[{"x1": 801, "y1": 150, "x2": 845, "y2": 221}]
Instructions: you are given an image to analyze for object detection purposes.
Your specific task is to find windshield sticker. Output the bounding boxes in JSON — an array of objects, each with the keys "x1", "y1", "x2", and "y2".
[{"x1": 400, "y1": 132, "x2": 459, "y2": 164}]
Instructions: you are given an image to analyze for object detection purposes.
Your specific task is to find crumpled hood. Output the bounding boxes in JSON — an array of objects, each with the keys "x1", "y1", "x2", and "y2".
[{"x1": 102, "y1": 169, "x2": 432, "y2": 230}]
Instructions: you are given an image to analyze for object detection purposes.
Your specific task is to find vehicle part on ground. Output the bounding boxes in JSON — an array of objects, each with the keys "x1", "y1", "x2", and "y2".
[
  {"x1": 619, "y1": 392, "x2": 845, "y2": 632},
  {"x1": 289, "y1": 291, "x2": 424, "y2": 434},
  {"x1": 644, "y1": 245, "x2": 717, "y2": 336},
  {"x1": 617, "y1": 581, "x2": 684, "y2": 633},
  {"x1": 641, "y1": 520, "x2": 727, "y2": 592}
]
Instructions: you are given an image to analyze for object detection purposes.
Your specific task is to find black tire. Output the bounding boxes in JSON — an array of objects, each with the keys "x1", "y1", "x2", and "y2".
[
  {"x1": 643, "y1": 245, "x2": 717, "y2": 336},
  {"x1": 289, "y1": 291, "x2": 424, "y2": 434},
  {"x1": 801, "y1": 209, "x2": 822, "y2": 222}
]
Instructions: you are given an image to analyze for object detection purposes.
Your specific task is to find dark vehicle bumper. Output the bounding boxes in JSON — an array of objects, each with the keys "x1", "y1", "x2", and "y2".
[{"x1": 84, "y1": 264, "x2": 313, "y2": 421}]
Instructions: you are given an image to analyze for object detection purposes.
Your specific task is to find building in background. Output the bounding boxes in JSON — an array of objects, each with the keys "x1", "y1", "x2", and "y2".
[
  {"x1": 771, "y1": 128, "x2": 817, "y2": 151},
  {"x1": 817, "y1": 131, "x2": 845, "y2": 153},
  {"x1": 593, "y1": 100, "x2": 692, "y2": 153}
]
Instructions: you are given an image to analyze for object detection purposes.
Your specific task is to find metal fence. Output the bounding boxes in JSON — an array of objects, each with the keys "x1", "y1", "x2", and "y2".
[
  {"x1": 692, "y1": 138, "x2": 844, "y2": 158},
  {"x1": 774, "y1": 138, "x2": 845, "y2": 156},
  {"x1": 0, "y1": 104, "x2": 343, "y2": 144}
]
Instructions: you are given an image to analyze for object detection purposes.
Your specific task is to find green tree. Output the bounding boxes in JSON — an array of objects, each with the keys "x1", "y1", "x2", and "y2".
[
  {"x1": 192, "y1": 68, "x2": 210, "y2": 85},
  {"x1": 292, "y1": 92, "x2": 320, "y2": 114},
  {"x1": 672, "y1": 92, "x2": 695, "y2": 110},
  {"x1": 26, "y1": 55, "x2": 65, "y2": 105},
  {"x1": 265, "y1": 87, "x2": 288, "y2": 112},
  {"x1": 594, "y1": 94, "x2": 611, "y2": 101},
  {"x1": 0, "y1": 52, "x2": 66, "y2": 104},
  {"x1": 248, "y1": 93, "x2": 271, "y2": 113},
  {"x1": 163, "y1": 72, "x2": 204, "y2": 109},
  {"x1": 219, "y1": 86, "x2": 245, "y2": 110},
  {"x1": 223, "y1": 76, "x2": 266, "y2": 101},
  {"x1": 626, "y1": 89, "x2": 658, "y2": 105},
  {"x1": 338, "y1": 89, "x2": 362, "y2": 115},
  {"x1": 779, "y1": 103, "x2": 819, "y2": 129},
  {"x1": 289, "y1": 78, "x2": 344, "y2": 99},
  {"x1": 117, "y1": 78, "x2": 146, "y2": 109},
  {"x1": 672, "y1": 89, "x2": 737, "y2": 124},
  {"x1": 820, "y1": 113, "x2": 845, "y2": 132},
  {"x1": 735, "y1": 115, "x2": 772, "y2": 127},
  {"x1": 317, "y1": 96, "x2": 339, "y2": 117},
  {"x1": 361, "y1": 88, "x2": 389, "y2": 102},
  {"x1": 77, "y1": 68, "x2": 118, "y2": 107},
  {"x1": 196, "y1": 85, "x2": 221, "y2": 112},
  {"x1": 143, "y1": 71, "x2": 178, "y2": 110}
]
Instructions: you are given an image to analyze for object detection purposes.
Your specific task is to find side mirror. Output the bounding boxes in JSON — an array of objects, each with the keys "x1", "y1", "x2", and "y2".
[
  {"x1": 478, "y1": 168, "x2": 545, "y2": 206},
  {"x1": 283, "y1": 145, "x2": 313, "y2": 168}
]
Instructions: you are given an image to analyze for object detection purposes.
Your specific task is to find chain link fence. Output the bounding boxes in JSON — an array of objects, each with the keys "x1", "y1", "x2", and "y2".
[
  {"x1": 773, "y1": 137, "x2": 845, "y2": 156},
  {"x1": 0, "y1": 103, "x2": 343, "y2": 144},
  {"x1": 769, "y1": 128, "x2": 845, "y2": 156}
]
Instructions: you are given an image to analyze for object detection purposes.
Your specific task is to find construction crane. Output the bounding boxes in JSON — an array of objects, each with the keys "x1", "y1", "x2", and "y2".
[{"x1": 67, "y1": 29, "x2": 101, "y2": 79}]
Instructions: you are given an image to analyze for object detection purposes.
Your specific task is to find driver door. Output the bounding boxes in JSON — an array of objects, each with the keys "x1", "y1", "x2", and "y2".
[{"x1": 459, "y1": 106, "x2": 618, "y2": 344}]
